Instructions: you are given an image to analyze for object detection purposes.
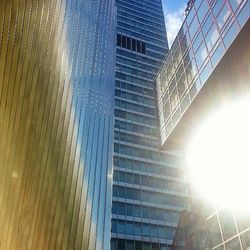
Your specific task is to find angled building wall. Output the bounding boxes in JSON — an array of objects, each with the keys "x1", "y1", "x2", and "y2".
[
  {"x1": 156, "y1": 0, "x2": 250, "y2": 149},
  {"x1": 111, "y1": 0, "x2": 189, "y2": 249},
  {"x1": 0, "y1": 0, "x2": 116, "y2": 249}
]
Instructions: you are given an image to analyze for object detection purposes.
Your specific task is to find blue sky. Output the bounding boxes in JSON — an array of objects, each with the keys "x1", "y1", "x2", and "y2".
[{"x1": 162, "y1": 0, "x2": 187, "y2": 46}]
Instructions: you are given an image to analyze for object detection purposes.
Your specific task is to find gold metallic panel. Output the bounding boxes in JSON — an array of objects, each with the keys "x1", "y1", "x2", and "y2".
[{"x1": 0, "y1": 0, "x2": 116, "y2": 249}]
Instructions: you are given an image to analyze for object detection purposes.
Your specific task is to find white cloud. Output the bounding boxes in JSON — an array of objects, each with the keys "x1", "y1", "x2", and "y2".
[{"x1": 163, "y1": 5, "x2": 185, "y2": 47}]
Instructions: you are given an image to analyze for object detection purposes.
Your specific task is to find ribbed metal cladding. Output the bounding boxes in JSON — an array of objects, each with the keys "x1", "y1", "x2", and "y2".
[{"x1": 0, "y1": 0, "x2": 116, "y2": 249}]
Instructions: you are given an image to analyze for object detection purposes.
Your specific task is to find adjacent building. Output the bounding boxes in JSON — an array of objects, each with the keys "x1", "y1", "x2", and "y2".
[
  {"x1": 0, "y1": 1, "x2": 116, "y2": 249},
  {"x1": 111, "y1": 0, "x2": 189, "y2": 249},
  {"x1": 155, "y1": 0, "x2": 250, "y2": 249},
  {"x1": 156, "y1": 0, "x2": 250, "y2": 149}
]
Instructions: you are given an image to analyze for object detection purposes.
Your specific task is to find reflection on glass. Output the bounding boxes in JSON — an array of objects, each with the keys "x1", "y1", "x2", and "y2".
[
  {"x1": 226, "y1": 238, "x2": 241, "y2": 250},
  {"x1": 241, "y1": 230, "x2": 250, "y2": 249},
  {"x1": 202, "y1": 14, "x2": 213, "y2": 36},
  {"x1": 197, "y1": 0, "x2": 209, "y2": 23},
  {"x1": 235, "y1": 211, "x2": 250, "y2": 232},
  {"x1": 207, "y1": 215, "x2": 222, "y2": 247},
  {"x1": 189, "y1": 16, "x2": 199, "y2": 40},
  {"x1": 205, "y1": 24, "x2": 220, "y2": 52},
  {"x1": 216, "y1": 4, "x2": 231, "y2": 29},
  {"x1": 212, "y1": 0, "x2": 224, "y2": 17},
  {"x1": 195, "y1": 43, "x2": 208, "y2": 68},
  {"x1": 219, "y1": 209, "x2": 237, "y2": 240},
  {"x1": 197, "y1": 224, "x2": 210, "y2": 249}
]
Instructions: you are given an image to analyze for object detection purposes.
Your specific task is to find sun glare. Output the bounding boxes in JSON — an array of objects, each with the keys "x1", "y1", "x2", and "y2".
[{"x1": 186, "y1": 96, "x2": 250, "y2": 212}]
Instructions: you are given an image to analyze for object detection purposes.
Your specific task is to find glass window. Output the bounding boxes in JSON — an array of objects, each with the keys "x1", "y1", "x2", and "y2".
[
  {"x1": 226, "y1": 238, "x2": 241, "y2": 250},
  {"x1": 241, "y1": 230, "x2": 250, "y2": 250},
  {"x1": 197, "y1": 0, "x2": 209, "y2": 23},
  {"x1": 166, "y1": 228, "x2": 173, "y2": 240},
  {"x1": 216, "y1": 4, "x2": 231, "y2": 30},
  {"x1": 134, "y1": 205, "x2": 141, "y2": 217},
  {"x1": 119, "y1": 171, "x2": 126, "y2": 182},
  {"x1": 118, "y1": 239, "x2": 125, "y2": 250},
  {"x1": 212, "y1": 0, "x2": 224, "y2": 17},
  {"x1": 158, "y1": 226, "x2": 165, "y2": 238},
  {"x1": 211, "y1": 42, "x2": 224, "y2": 67},
  {"x1": 143, "y1": 242, "x2": 151, "y2": 250},
  {"x1": 195, "y1": 42, "x2": 208, "y2": 69},
  {"x1": 193, "y1": 32, "x2": 203, "y2": 53},
  {"x1": 126, "y1": 240, "x2": 134, "y2": 250},
  {"x1": 119, "y1": 186, "x2": 126, "y2": 198},
  {"x1": 141, "y1": 190, "x2": 148, "y2": 202},
  {"x1": 199, "y1": 62, "x2": 212, "y2": 85},
  {"x1": 142, "y1": 206, "x2": 150, "y2": 219},
  {"x1": 135, "y1": 223, "x2": 142, "y2": 236},
  {"x1": 112, "y1": 219, "x2": 117, "y2": 233},
  {"x1": 229, "y1": 0, "x2": 244, "y2": 11},
  {"x1": 189, "y1": 16, "x2": 199, "y2": 40},
  {"x1": 134, "y1": 189, "x2": 141, "y2": 200},
  {"x1": 177, "y1": 74, "x2": 188, "y2": 98},
  {"x1": 219, "y1": 209, "x2": 237, "y2": 240},
  {"x1": 126, "y1": 221, "x2": 134, "y2": 235},
  {"x1": 202, "y1": 14, "x2": 213, "y2": 36},
  {"x1": 134, "y1": 174, "x2": 140, "y2": 185},
  {"x1": 127, "y1": 173, "x2": 133, "y2": 184},
  {"x1": 198, "y1": 224, "x2": 210, "y2": 249},
  {"x1": 112, "y1": 202, "x2": 117, "y2": 214},
  {"x1": 117, "y1": 203, "x2": 126, "y2": 215},
  {"x1": 206, "y1": 215, "x2": 222, "y2": 248},
  {"x1": 127, "y1": 188, "x2": 134, "y2": 200},
  {"x1": 150, "y1": 224, "x2": 158, "y2": 238},
  {"x1": 205, "y1": 24, "x2": 219, "y2": 52},
  {"x1": 117, "y1": 220, "x2": 125, "y2": 234},
  {"x1": 223, "y1": 22, "x2": 238, "y2": 49},
  {"x1": 127, "y1": 204, "x2": 133, "y2": 216},
  {"x1": 135, "y1": 241, "x2": 142, "y2": 250},
  {"x1": 111, "y1": 239, "x2": 117, "y2": 250},
  {"x1": 235, "y1": 210, "x2": 250, "y2": 232},
  {"x1": 113, "y1": 185, "x2": 118, "y2": 197},
  {"x1": 237, "y1": 0, "x2": 249, "y2": 27},
  {"x1": 142, "y1": 223, "x2": 150, "y2": 237}
]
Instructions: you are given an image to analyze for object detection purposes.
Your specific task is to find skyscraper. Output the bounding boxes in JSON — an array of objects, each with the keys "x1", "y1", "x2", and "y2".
[
  {"x1": 0, "y1": 0, "x2": 116, "y2": 249},
  {"x1": 111, "y1": 0, "x2": 189, "y2": 249}
]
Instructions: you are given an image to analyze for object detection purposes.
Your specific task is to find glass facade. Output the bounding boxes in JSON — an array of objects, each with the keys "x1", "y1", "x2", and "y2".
[
  {"x1": 0, "y1": 0, "x2": 116, "y2": 249},
  {"x1": 111, "y1": 0, "x2": 189, "y2": 249},
  {"x1": 156, "y1": 0, "x2": 250, "y2": 146},
  {"x1": 172, "y1": 202, "x2": 250, "y2": 250}
]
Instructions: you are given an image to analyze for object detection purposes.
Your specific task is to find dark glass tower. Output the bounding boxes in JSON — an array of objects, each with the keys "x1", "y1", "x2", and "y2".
[
  {"x1": 0, "y1": 0, "x2": 115, "y2": 249},
  {"x1": 111, "y1": 0, "x2": 189, "y2": 249}
]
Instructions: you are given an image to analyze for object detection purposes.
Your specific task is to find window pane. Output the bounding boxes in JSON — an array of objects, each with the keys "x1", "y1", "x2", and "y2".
[
  {"x1": 135, "y1": 223, "x2": 142, "y2": 236},
  {"x1": 226, "y1": 238, "x2": 241, "y2": 250},
  {"x1": 112, "y1": 219, "x2": 117, "y2": 233},
  {"x1": 142, "y1": 223, "x2": 150, "y2": 237},
  {"x1": 117, "y1": 203, "x2": 126, "y2": 215},
  {"x1": 150, "y1": 225, "x2": 158, "y2": 238},
  {"x1": 117, "y1": 220, "x2": 125, "y2": 234},
  {"x1": 118, "y1": 239, "x2": 125, "y2": 250},
  {"x1": 241, "y1": 230, "x2": 250, "y2": 250},
  {"x1": 219, "y1": 209, "x2": 237, "y2": 240},
  {"x1": 126, "y1": 222, "x2": 134, "y2": 235},
  {"x1": 206, "y1": 215, "x2": 222, "y2": 247}
]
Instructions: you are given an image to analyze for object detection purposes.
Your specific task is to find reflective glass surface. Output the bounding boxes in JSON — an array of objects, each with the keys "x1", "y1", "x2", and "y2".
[
  {"x1": 156, "y1": 0, "x2": 250, "y2": 145},
  {"x1": 0, "y1": 0, "x2": 116, "y2": 249},
  {"x1": 112, "y1": 0, "x2": 188, "y2": 248}
]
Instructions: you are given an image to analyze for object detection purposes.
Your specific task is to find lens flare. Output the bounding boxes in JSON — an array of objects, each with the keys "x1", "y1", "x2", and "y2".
[{"x1": 186, "y1": 97, "x2": 250, "y2": 212}]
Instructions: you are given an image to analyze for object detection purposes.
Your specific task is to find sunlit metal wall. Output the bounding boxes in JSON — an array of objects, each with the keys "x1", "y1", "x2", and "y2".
[{"x1": 0, "y1": 0, "x2": 116, "y2": 249}]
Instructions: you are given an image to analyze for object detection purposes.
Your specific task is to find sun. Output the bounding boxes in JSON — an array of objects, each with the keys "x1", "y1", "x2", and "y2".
[{"x1": 186, "y1": 96, "x2": 250, "y2": 212}]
